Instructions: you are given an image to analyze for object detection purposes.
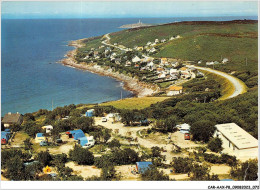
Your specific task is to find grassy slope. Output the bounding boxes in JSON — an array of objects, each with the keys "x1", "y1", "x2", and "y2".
[
  {"x1": 100, "y1": 97, "x2": 170, "y2": 110},
  {"x1": 109, "y1": 20, "x2": 258, "y2": 73}
]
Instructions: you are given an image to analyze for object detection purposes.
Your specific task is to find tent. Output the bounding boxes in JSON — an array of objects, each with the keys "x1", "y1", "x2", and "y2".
[
  {"x1": 43, "y1": 165, "x2": 52, "y2": 173},
  {"x1": 136, "y1": 162, "x2": 152, "y2": 174},
  {"x1": 67, "y1": 129, "x2": 85, "y2": 140},
  {"x1": 78, "y1": 137, "x2": 89, "y2": 146},
  {"x1": 1, "y1": 131, "x2": 11, "y2": 144}
]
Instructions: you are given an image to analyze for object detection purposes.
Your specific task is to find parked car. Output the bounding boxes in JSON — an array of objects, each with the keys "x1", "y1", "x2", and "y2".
[
  {"x1": 102, "y1": 117, "x2": 107, "y2": 122},
  {"x1": 184, "y1": 133, "x2": 190, "y2": 140},
  {"x1": 56, "y1": 139, "x2": 63, "y2": 143},
  {"x1": 40, "y1": 141, "x2": 48, "y2": 146}
]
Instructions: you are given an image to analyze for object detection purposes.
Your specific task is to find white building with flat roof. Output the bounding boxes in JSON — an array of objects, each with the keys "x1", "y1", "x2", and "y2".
[{"x1": 214, "y1": 123, "x2": 258, "y2": 160}]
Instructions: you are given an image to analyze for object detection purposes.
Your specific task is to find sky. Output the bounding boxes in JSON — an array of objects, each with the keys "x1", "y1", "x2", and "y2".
[{"x1": 1, "y1": 1, "x2": 258, "y2": 19}]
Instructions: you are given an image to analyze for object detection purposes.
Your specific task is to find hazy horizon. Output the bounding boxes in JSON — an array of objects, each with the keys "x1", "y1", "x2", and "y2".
[{"x1": 1, "y1": 1, "x2": 258, "y2": 19}]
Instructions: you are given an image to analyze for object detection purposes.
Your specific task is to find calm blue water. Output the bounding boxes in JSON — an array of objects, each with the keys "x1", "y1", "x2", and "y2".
[{"x1": 1, "y1": 16, "x2": 257, "y2": 116}]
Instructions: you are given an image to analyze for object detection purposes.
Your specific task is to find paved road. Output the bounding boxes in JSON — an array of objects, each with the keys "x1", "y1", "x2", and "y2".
[{"x1": 188, "y1": 65, "x2": 247, "y2": 99}]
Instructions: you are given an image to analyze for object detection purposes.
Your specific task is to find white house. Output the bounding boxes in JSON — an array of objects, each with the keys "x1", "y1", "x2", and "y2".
[
  {"x1": 214, "y1": 123, "x2": 258, "y2": 160},
  {"x1": 167, "y1": 86, "x2": 183, "y2": 96},
  {"x1": 146, "y1": 41, "x2": 152, "y2": 46},
  {"x1": 206, "y1": 61, "x2": 214, "y2": 66},
  {"x1": 177, "y1": 123, "x2": 191, "y2": 133},
  {"x1": 169, "y1": 36, "x2": 175, "y2": 40},
  {"x1": 170, "y1": 69, "x2": 179, "y2": 75},
  {"x1": 161, "y1": 39, "x2": 166, "y2": 43},
  {"x1": 132, "y1": 56, "x2": 141, "y2": 63},
  {"x1": 158, "y1": 73, "x2": 166, "y2": 79},
  {"x1": 155, "y1": 39, "x2": 159, "y2": 43},
  {"x1": 42, "y1": 125, "x2": 53, "y2": 134},
  {"x1": 222, "y1": 58, "x2": 229, "y2": 64},
  {"x1": 125, "y1": 60, "x2": 132, "y2": 67}
]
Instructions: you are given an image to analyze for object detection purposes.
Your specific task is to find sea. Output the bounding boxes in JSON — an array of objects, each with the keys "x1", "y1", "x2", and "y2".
[{"x1": 1, "y1": 16, "x2": 257, "y2": 116}]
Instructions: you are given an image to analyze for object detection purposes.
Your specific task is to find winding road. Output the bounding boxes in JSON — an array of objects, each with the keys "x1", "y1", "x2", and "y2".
[{"x1": 187, "y1": 65, "x2": 247, "y2": 99}]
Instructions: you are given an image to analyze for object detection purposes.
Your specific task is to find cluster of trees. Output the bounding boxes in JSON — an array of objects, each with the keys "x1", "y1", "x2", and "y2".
[
  {"x1": 1, "y1": 148, "x2": 85, "y2": 181},
  {"x1": 69, "y1": 145, "x2": 94, "y2": 165},
  {"x1": 171, "y1": 157, "x2": 219, "y2": 181},
  {"x1": 207, "y1": 137, "x2": 223, "y2": 152},
  {"x1": 141, "y1": 165, "x2": 170, "y2": 181},
  {"x1": 152, "y1": 116, "x2": 178, "y2": 133},
  {"x1": 230, "y1": 159, "x2": 258, "y2": 181},
  {"x1": 202, "y1": 153, "x2": 237, "y2": 167},
  {"x1": 120, "y1": 109, "x2": 148, "y2": 126}
]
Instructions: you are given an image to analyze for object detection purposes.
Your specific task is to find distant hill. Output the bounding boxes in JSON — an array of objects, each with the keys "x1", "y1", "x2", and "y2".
[{"x1": 119, "y1": 20, "x2": 153, "y2": 28}]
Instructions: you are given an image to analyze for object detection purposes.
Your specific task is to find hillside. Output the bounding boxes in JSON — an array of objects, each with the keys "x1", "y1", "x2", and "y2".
[{"x1": 108, "y1": 20, "x2": 258, "y2": 87}]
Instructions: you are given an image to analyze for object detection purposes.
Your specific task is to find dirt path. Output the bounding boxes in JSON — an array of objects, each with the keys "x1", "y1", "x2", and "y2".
[
  {"x1": 95, "y1": 117, "x2": 180, "y2": 163},
  {"x1": 188, "y1": 65, "x2": 247, "y2": 100}
]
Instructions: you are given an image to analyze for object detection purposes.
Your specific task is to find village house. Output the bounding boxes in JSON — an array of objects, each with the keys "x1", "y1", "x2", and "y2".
[
  {"x1": 222, "y1": 58, "x2": 229, "y2": 63},
  {"x1": 161, "y1": 58, "x2": 168, "y2": 65},
  {"x1": 158, "y1": 72, "x2": 166, "y2": 79},
  {"x1": 155, "y1": 39, "x2": 159, "y2": 43},
  {"x1": 206, "y1": 61, "x2": 214, "y2": 66},
  {"x1": 198, "y1": 60, "x2": 202, "y2": 64},
  {"x1": 161, "y1": 39, "x2": 166, "y2": 43},
  {"x1": 132, "y1": 56, "x2": 141, "y2": 63},
  {"x1": 181, "y1": 72, "x2": 191, "y2": 79},
  {"x1": 214, "y1": 123, "x2": 258, "y2": 160},
  {"x1": 169, "y1": 36, "x2": 175, "y2": 40},
  {"x1": 115, "y1": 58, "x2": 121, "y2": 65},
  {"x1": 146, "y1": 41, "x2": 152, "y2": 46},
  {"x1": 2, "y1": 112, "x2": 23, "y2": 127},
  {"x1": 134, "y1": 64, "x2": 140, "y2": 68},
  {"x1": 170, "y1": 68, "x2": 179, "y2": 76},
  {"x1": 93, "y1": 51, "x2": 99, "y2": 57},
  {"x1": 151, "y1": 42, "x2": 157, "y2": 46},
  {"x1": 148, "y1": 47, "x2": 156, "y2": 53},
  {"x1": 125, "y1": 60, "x2": 132, "y2": 67},
  {"x1": 167, "y1": 86, "x2": 183, "y2": 96},
  {"x1": 156, "y1": 67, "x2": 164, "y2": 74},
  {"x1": 136, "y1": 46, "x2": 144, "y2": 51}
]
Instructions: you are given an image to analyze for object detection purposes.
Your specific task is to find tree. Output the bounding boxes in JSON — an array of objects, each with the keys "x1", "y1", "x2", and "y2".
[
  {"x1": 36, "y1": 151, "x2": 52, "y2": 166},
  {"x1": 69, "y1": 145, "x2": 94, "y2": 165},
  {"x1": 141, "y1": 165, "x2": 169, "y2": 181},
  {"x1": 120, "y1": 109, "x2": 136, "y2": 126},
  {"x1": 23, "y1": 113, "x2": 35, "y2": 122},
  {"x1": 230, "y1": 159, "x2": 258, "y2": 181},
  {"x1": 108, "y1": 139, "x2": 121, "y2": 149},
  {"x1": 172, "y1": 157, "x2": 193, "y2": 174},
  {"x1": 5, "y1": 156, "x2": 26, "y2": 180},
  {"x1": 151, "y1": 146, "x2": 161, "y2": 157},
  {"x1": 190, "y1": 163, "x2": 211, "y2": 180},
  {"x1": 100, "y1": 166, "x2": 118, "y2": 181},
  {"x1": 24, "y1": 138, "x2": 32, "y2": 150},
  {"x1": 208, "y1": 137, "x2": 223, "y2": 152},
  {"x1": 190, "y1": 120, "x2": 216, "y2": 142},
  {"x1": 23, "y1": 121, "x2": 42, "y2": 137}
]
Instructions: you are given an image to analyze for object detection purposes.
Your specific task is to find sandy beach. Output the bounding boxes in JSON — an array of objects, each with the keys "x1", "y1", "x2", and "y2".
[{"x1": 61, "y1": 39, "x2": 159, "y2": 97}]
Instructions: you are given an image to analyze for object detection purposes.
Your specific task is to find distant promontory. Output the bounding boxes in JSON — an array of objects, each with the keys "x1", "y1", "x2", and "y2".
[{"x1": 119, "y1": 20, "x2": 153, "y2": 28}]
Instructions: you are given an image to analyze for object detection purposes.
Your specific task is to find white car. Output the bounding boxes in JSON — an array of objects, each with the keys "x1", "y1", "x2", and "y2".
[{"x1": 102, "y1": 117, "x2": 107, "y2": 122}]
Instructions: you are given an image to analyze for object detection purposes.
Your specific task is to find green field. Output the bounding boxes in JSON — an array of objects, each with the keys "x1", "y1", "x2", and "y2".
[{"x1": 100, "y1": 97, "x2": 170, "y2": 109}]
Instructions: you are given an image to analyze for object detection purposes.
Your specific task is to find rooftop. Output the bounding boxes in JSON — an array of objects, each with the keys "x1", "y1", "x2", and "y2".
[
  {"x1": 215, "y1": 123, "x2": 258, "y2": 150},
  {"x1": 2, "y1": 113, "x2": 22, "y2": 123},
  {"x1": 168, "y1": 86, "x2": 183, "y2": 91}
]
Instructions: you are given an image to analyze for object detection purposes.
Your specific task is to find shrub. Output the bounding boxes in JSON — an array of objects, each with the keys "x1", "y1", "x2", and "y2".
[
  {"x1": 172, "y1": 157, "x2": 193, "y2": 173},
  {"x1": 208, "y1": 137, "x2": 223, "y2": 152},
  {"x1": 230, "y1": 159, "x2": 258, "y2": 180},
  {"x1": 36, "y1": 151, "x2": 52, "y2": 166},
  {"x1": 69, "y1": 145, "x2": 94, "y2": 165},
  {"x1": 190, "y1": 120, "x2": 216, "y2": 142},
  {"x1": 108, "y1": 139, "x2": 121, "y2": 149},
  {"x1": 141, "y1": 165, "x2": 169, "y2": 181}
]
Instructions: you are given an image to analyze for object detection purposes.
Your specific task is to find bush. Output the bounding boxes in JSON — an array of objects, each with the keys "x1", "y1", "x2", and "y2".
[
  {"x1": 190, "y1": 120, "x2": 216, "y2": 142},
  {"x1": 36, "y1": 151, "x2": 52, "y2": 166},
  {"x1": 230, "y1": 159, "x2": 258, "y2": 180},
  {"x1": 208, "y1": 137, "x2": 223, "y2": 153},
  {"x1": 172, "y1": 157, "x2": 193, "y2": 173},
  {"x1": 69, "y1": 145, "x2": 94, "y2": 165},
  {"x1": 141, "y1": 165, "x2": 169, "y2": 181},
  {"x1": 108, "y1": 139, "x2": 121, "y2": 149}
]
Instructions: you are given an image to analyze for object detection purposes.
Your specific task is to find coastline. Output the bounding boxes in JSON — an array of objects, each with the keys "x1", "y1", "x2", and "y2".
[{"x1": 61, "y1": 39, "x2": 159, "y2": 98}]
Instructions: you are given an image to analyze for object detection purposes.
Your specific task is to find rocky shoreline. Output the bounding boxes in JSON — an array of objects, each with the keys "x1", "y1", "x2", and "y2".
[{"x1": 61, "y1": 39, "x2": 159, "y2": 98}]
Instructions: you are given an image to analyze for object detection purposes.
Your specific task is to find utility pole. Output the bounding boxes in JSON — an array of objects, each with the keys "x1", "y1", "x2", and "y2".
[
  {"x1": 52, "y1": 99, "x2": 53, "y2": 111},
  {"x1": 245, "y1": 57, "x2": 248, "y2": 66},
  {"x1": 121, "y1": 90, "x2": 123, "y2": 100}
]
